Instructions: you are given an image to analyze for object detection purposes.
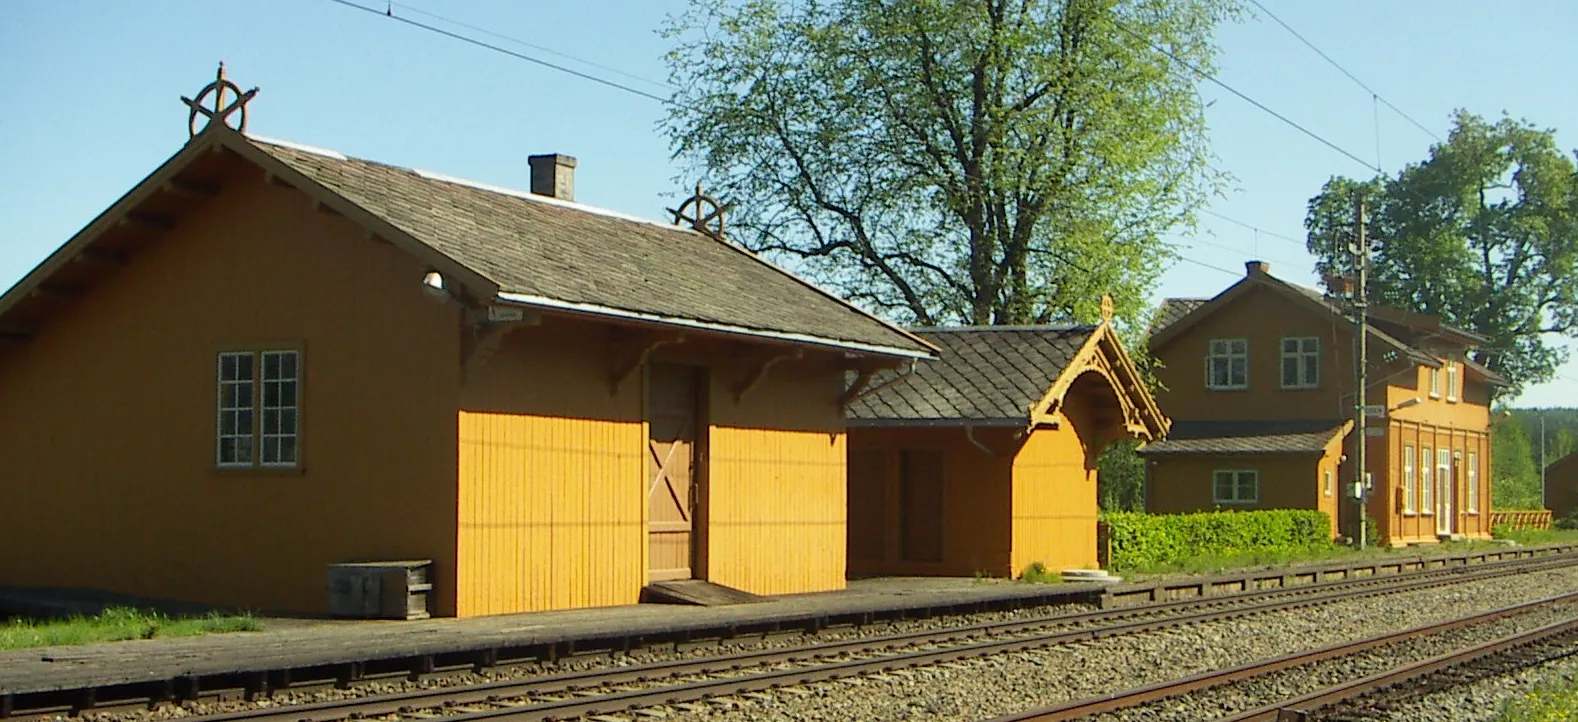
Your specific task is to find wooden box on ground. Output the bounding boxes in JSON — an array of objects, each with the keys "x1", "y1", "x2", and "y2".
[{"x1": 327, "y1": 560, "x2": 432, "y2": 620}]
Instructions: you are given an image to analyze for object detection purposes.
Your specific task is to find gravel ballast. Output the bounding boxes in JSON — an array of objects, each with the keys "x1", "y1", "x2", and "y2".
[
  {"x1": 64, "y1": 564, "x2": 1578, "y2": 722},
  {"x1": 655, "y1": 565, "x2": 1578, "y2": 722}
]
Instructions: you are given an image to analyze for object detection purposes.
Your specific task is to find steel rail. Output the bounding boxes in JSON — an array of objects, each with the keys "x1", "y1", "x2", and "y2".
[
  {"x1": 166, "y1": 555, "x2": 1578, "y2": 722},
  {"x1": 987, "y1": 590, "x2": 1578, "y2": 721},
  {"x1": 1219, "y1": 616, "x2": 1578, "y2": 721},
  {"x1": 8, "y1": 544, "x2": 1575, "y2": 720}
]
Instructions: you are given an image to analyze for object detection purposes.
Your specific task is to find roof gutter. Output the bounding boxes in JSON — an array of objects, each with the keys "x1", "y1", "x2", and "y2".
[{"x1": 495, "y1": 291, "x2": 936, "y2": 360}]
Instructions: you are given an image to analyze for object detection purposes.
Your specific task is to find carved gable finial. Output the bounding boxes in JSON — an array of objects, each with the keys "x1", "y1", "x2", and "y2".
[
  {"x1": 181, "y1": 62, "x2": 259, "y2": 138},
  {"x1": 1100, "y1": 294, "x2": 1115, "y2": 324}
]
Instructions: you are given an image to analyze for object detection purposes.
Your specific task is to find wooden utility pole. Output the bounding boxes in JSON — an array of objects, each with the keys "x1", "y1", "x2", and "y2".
[{"x1": 1352, "y1": 195, "x2": 1370, "y2": 549}]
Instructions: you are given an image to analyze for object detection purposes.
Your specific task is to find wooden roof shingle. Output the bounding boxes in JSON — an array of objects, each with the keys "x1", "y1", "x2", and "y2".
[
  {"x1": 249, "y1": 136, "x2": 934, "y2": 357},
  {"x1": 846, "y1": 325, "x2": 1096, "y2": 425},
  {"x1": 1136, "y1": 419, "x2": 1349, "y2": 455}
]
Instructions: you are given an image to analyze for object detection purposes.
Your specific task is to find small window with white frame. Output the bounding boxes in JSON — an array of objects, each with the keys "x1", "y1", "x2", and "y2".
[
  {"x1": 1429, "y1": 366, "x2": 1442, "y2": 398},
  {"x1": 217, "y1": 349, "x2": 300, "y2": 469},
  {"x1": 1420, "y1": 445, "x2": 1434, "y2": 512},
  {"x1": 1280, "y1": 337, "x2": 1319, "y2": 389},
  {"x1": 1206, "y1": 339, "x2": 1248, "y2": 390},
  {"x1": 1446, "y1": 361, "x2": 1459, "y2": 402},
  {"x1": 1213, "y1": 469, "x2": 1258, "y2": 504},
  {"x1": 1467, "y1": 451, "x2": 1479, "y2": 512},
  {"x1": 1402, "y1": 444, "x2": 1416, "y2": 513}
]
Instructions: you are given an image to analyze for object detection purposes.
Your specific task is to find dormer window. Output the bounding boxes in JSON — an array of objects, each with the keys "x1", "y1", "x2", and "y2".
[
  {"x1": 1206, "y1": 339, "x2": 1248, "y2": 390},
  {"x1": 1280, "y1": 337, "x2": 1319, "y2": 389}
]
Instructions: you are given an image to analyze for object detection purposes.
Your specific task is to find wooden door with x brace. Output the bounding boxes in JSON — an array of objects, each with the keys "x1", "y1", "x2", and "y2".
[{"x1": 646, "y1": 363, "x2": 707, "y2": 581}]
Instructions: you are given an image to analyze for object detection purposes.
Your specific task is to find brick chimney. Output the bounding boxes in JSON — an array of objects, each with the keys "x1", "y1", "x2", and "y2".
[
  {"x1": 528, "y1": 153, "x2": 577, "y2": 201},
  {"x1": 1245, "y1": 260, "x2": 1271, "y2": 276}
]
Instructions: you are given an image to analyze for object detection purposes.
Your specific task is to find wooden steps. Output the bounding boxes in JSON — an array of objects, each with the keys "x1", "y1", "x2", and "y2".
[{"x1": 641, "y1": 580, "x2": 769, "y2": 606}]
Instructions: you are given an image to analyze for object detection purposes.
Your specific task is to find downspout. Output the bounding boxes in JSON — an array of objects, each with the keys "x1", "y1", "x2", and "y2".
[{"x1": 965, "y1": 425, "x2": 998, "y2": 458}]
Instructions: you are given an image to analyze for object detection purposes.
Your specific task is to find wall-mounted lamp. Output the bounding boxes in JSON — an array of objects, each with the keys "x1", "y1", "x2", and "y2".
[
  {"x1": 421, "y1": 270, "x2": 449, "y2": 301},
  {"x1": 1391, "y1": 397, "x2": 1422, "y2": 411}
]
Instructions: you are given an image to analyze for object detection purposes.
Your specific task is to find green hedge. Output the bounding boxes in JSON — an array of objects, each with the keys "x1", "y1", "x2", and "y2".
[{"x1": 1103, "y1": 509, "x2": 1332, "y2": 571}]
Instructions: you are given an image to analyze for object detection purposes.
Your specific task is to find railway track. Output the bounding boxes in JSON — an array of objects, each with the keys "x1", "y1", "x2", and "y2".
[
  {"x1": 991, "y1": 591, "x2": 1578, "y2": 721},
  {"x1": 61, "y1": 551, "x2": 1578, "y2": 722}
]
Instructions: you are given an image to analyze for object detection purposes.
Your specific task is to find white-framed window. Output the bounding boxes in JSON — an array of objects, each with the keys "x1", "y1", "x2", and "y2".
[
  {"x1": 1467, "y1": 451, "x2": 1479, "y2": 513},
  {"x1": 1323, "y1": 469, "x2": 1333, "y2": 497},
  {"x1": 1213, "y1": 469, "x2": 1258, "y2": 504},
  {"x1": 1429, "y1": 367, "x2": 1442, "y2": 397},
  {"x1": 1402, "y1": 444, "x2": 1416, "y2": 513},
  {"x1": 1420, "y1": 445, "x2": 1434, "y2": 513},
  {"x1": 217, "y1": 349, "x2": 300, "y2": 468},
  {"x1": 1446, "y1": 362, "x2": 1459, "y2": 402},
  {"x1": 1438, "y1": 448, "x2": 1452, "y2": 511},
  {"x1": 1207, "y1": 339, "x2": 1248, "y2": 390},
  {"x1": 1280, "y1": 337, "x2": 1320, "y2": 389}
]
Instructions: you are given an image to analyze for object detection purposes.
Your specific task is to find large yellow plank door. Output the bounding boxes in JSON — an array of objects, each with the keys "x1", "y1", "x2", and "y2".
[{"x1": 646, "y1": 363, "x2": 706, "y2": 581}]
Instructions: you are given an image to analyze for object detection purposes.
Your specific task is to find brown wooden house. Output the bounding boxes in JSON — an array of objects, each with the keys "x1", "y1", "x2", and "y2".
[
  {"x1": 1142, "y1": 261, "x2": 1508, "y2": 545},
  {"x1": 1545, "y1": 451, "x2": 1578, "y2": 524},
  {"x1": 0, "y1": 72, "x2": 937, "y2": 618},
  {"x1": 844, "y1": 313, "x2": 1169, "y2": 578}
]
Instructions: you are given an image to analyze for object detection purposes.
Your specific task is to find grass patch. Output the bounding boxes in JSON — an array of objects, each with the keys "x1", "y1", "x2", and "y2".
[
  {"x1": 0, "y1": 607, "x2": 262, "y2": 650},
  {"x1": 1117, "y1": 538, "x2": 1511, "y2": 579},
  {"x1": 1496, "y1": 678, "x2": 1578, "y2": 721},
  {"x1": 1491, "y1": 526, "x2": 1578, "y2": 546},
  {"x1": 1017, "y1": 561, "x2": 1062, "y2": 584}
]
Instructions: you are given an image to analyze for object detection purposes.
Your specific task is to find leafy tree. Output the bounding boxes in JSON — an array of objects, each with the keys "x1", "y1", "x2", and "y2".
[
  {"x1": 661, "y1": 0, "x2": 1238, "y2": 327},
  {"x1": 1492, "y1": 410, "x2": 1542, "y2": 509},
  {"x1": 1098, "y1": 439, "x2": 1146, "y2": 512},
  {"x1": 1304, "y1": 111, "x2": 1578, "y2": 397}
]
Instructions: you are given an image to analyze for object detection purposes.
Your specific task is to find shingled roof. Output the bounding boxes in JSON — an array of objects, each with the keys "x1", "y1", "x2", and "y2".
[
  {"x1": 1137, "y1": 419, "x2": 1349, "y2": 456},
  {"x1": 249, "y1": 137, "x2": 933, "y2": 358},
  {"x1": 0, "y1": 128, "x2": 937, "y2": 361},
  {"x1": 846, "y1": 325, "x2": 1096, "y2": 426},
  {"x1": 1148, "y1": 298, "x2": 1207, "y2": 336}
]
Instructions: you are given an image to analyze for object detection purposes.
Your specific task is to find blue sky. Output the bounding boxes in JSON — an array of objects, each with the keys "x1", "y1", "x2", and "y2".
[{"x1": 2, "y1": 1, "x2": 1575, "y2": 406}]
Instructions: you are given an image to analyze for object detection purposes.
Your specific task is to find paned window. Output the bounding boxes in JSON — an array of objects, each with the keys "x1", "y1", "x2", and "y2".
[
  {"x1": 1280, "y1": 337, "x2": 1320, "y2": 389},
  {"x1": 1429, "y1": 367, "x2": 1442, "y2": 397},
  {"x1": 217, "y1": 349, "x2": 300, "y2": 468},
  {"x1": 1213, "y1": 470, "x2": 1258, "y2": 504},
  {"x1": 1467, "y1": 451, "x2": 1480, "y2": 512},
  {"x1": 1420, "y1": 446, "x2": 1434, "y2": 512},
  {"x1": 1402, "y1": 444, "x2": 1416, "y2": 513},
  {"x1": 1446, "y1": 362, "x2": 1459, "y2": 402},
  {"x1": 1207, "y1": 339, "x2": 1248, "y2": 390},
  {"x1": 1438, "y1": 448, "x2": 1452, "y2": 512}
]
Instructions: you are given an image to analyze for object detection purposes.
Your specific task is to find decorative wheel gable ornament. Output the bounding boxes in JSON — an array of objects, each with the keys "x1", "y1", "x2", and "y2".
[
  {"x1": 182, "y1": 62, "x2": 259, "y2": 138},
  {"x1": 667, "y1": 182, "x2": 733, "y2": 237}
]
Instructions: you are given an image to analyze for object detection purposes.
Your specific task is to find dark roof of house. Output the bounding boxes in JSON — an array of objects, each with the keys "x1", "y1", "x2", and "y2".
[
  {"x1": 248, "y1": 136, "x2": 934, "y2": 357},
  {"x1": 846, "y1": 325, "x2": 1097, "y2": 425},
  {"x1": 1137, "y1": 419, "x2": 1349, "y2": 456},
  {"x1": 1149, "y1": 298, "x2": 1207, "y2": 336}
]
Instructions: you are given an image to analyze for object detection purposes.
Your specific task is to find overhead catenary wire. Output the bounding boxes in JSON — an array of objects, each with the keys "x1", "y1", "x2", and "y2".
[
  {"x1": 1201, "y1": 209, "x2": 1305, "y2": 246},
  {"x1": 1246, "y1": 0, "x2": 1444, "y2": 144},
  {"x1": 324, "y1": 0, "x2": 675, "y2": 105},
  {"x1": 1113, "y1": 19, "x2": 1380, "y2": 173},
  {"x1": 389, "y1": 1, "x2": 674, "y2": 92}
]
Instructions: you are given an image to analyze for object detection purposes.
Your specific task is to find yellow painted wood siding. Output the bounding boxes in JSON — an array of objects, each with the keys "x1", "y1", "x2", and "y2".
[
  {"x1": 0, "y1": 171, "x2": 462, "y2": 616},
  {"x1": 1010, "y1": 420, "x2": 1098, "y2": 575},
  {"x1": 705, "y1": 361, "x2": 847, "y2": 596},
  {"x1": 455, "y1": 322, "x2": 646, "y2": 617}
]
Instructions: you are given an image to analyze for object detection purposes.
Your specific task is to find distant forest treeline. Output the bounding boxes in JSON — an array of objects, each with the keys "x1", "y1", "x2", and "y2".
[{"x1": 1494, "y1": 407, "x2": 1578, "y2": 510}]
